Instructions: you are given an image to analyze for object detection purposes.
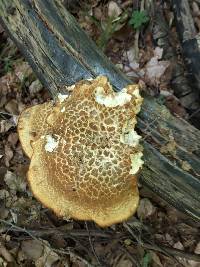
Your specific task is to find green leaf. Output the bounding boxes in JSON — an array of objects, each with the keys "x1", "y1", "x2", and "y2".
[
  {"x1": 129, "y1": 10, "x2": 149, "y2": 29},
  {"x1": 141, "y1": 252, "x2": 152, "y2": 267}
]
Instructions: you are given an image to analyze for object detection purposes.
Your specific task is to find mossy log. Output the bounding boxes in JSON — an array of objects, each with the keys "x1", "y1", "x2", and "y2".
[{"x1": 0, "y1": 0, "x2": 200, "y2": 221}]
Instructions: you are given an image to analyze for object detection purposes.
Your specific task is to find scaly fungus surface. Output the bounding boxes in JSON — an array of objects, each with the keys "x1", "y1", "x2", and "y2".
[{"x1": 18, "y1": 76, "x2": 143, "y2": 227}]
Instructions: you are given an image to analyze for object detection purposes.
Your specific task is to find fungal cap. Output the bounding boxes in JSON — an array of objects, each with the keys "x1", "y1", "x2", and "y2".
[
  {"x1": 18, "y1": 76, "x2": 143, "y2": 227},
  {"x1": 28, "y1": 138, "x2": 139, "y2": 227},
  {"x1": 17, "y1": 102, "x2": 53, "y2": 158}
]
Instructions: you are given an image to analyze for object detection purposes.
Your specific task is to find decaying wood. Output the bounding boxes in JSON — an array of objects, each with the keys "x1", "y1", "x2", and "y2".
[
  {"x1": 153, "y1": 2, "x2": 200, "y2": 113},
  {"x1": 0, "y1": 0, "x2": 200, "y2": 221},
  {"x1": 172, "y1": 0, "x2": 200, "y2": 102}
]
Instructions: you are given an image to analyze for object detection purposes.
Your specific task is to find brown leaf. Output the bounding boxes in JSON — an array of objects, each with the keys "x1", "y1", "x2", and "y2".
[
  {"x1": 144, "y1": 47, "x2": 170, "y2": 85},
  {"x1": 14, "y1": 61, "x2": 33, "y2": 82},
  {"x1": 8, "y1": 132, "x2": 18, "y2": 147},
  {"x1": 115, "y1": 258, "x2": 133, "y2": 267},
  {"x1": 4, "y1": 170, "x2": 26, "y2": 192},
  {"x1": 0, "y1": 120, "x2": 14, "y2": 133},
  {"x1": 150, "y1": 251, "x2": 163, "y2": 267},
  {"x1": 0, "y1": 241, "x2": 14, "y2": 263},
  {"x1": 5, "y1": 99, "x2": 19, "y2": 115},
  {"x1": 21, "y1": 240, "x2": 43, "y2": 261},
  {"x1": 29, "y1": 79, "x2": 43, "y2": 95},
  {"x1": 4, "y1": 144, "x2": 13, "y2": 166},
  {"x1": 108, "y1": 1, "x2": 122, "y2": 18},
  {"x1": 137, "y1": 198, "x2": 156, "y2": 219}
]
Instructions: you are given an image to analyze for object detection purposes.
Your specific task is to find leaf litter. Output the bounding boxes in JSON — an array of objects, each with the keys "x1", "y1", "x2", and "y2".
[{"x1": 0, "y1": 0, "x2": 200, "y2": 266}]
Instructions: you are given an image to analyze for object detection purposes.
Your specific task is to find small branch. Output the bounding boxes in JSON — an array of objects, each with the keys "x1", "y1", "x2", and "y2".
[
  {"x1": 124, "y1": 221, "x2": 200, "y2": 262},
  {"x1": 85, "y1": 222, "x2": 102, "y2": 266},
  {"x1": 119, "y1": 247, "x2": 141, "y2": 267},
  {"x1": 1, "y1": 219, "x2": 200, "y2": 262}
]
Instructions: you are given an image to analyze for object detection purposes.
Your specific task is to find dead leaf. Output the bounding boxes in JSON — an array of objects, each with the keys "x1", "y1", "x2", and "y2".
[
  {"x1": 35, "y1": 240, "x2": 59, "y2": 267},
  {"x1": 0, "y1": 190, "x2": 9, "y2": 199},
  {"x1": 93, "y1": 6, "x2": 102, "y2": 20},
  {"x1": 115, "y1": 258, "x2": 133, "y2": 267},
  {"x1": 127, "y1": 48, "x2": 140, "y2": 69},
  {"x1": 8, "y1": 132, "x2": 18, "y2": 147},
  {"x1": 144, "y1": 47, "x2": 170, "y2": 84},
  {"x1": 173, "y1": 241, "x2": 184, "y2": 250},
  {"x1": 150, "y1": 251, "x2": 163, "y2": 267},
  {"x1": 137, "y1": 198, "x2": 156, "y2": 220},
  {"x1": 192, "y1": 2, "x2": 200, "y2": 17},
  {"x1": 0, "y1": 206, "x2": 9, "y2": 220},
  {"x1": 4, "y1": 144, "x2": 13, "y2": 166},
  {"x1": 0, "y1": 241, "x2": 14, "y2": 263},
  {"x1": 21, "y1": 239, "x2": 60, "y2": 266},
  {"x1": 29, "y1": 79, "x2": 43, "y2": 95},
  {"x1": 0, "y1": 72, "x2": 19, "y2": 95},
  {"x1": 0, "y1": 96, "x2": 7, "y2": 108},
  {"x1": 160, "y1": 137, "x2": 177, "y2": 156},
  {"x1": 14, "y1": 61, "x2": 32, "y2": 82},
  {"x1": 108, "y1": 1, "x2": 122, "y2": 18},
  {"x1": 21, "y1": 240, "x2": 43, "y2": 261},
  {"x1": 181, "y1": 161, "x2": 192, "y2": 171},
  {"x1": 0, "y1": 257, "x2": 7, "y2": 266},
  {"x1": 0, "y1": 120, "x2": 14, "y2": 133},
  {"x1": 4, "y1": 99, "x2": 19, "y2": 115},
  {"x1": 4, "y1": 170, "x2": 26, "y2": 192},
  {"x1": 173, "y1": 242, "x2": 200, "y2": 267},
  {"x1": 188, "y1": 242, "x2": 200, "y2": 267}
]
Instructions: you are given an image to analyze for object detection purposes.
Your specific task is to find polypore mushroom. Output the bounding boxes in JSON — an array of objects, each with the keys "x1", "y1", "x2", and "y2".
[
  {"x1": 18, "y1": 76, "x2": 143, "y2": 227},
  {"x1": 18, "y1": 102, "x2": 54, "y2": 158}
]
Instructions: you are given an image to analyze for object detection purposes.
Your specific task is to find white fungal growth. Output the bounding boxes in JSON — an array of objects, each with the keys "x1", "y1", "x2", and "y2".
[
  {"x1": 67, "y1": 84, "x2": 75, "y2": 91},
  {"x1": 57, "y1": 93, "x2": 69, "y2": 103},
  {"x1": 45, "y1": 135, "x2": 59, "y2": 152},
  {"x1": 61, "y1": 107, "x2": 65, "y2": 112},
  {"x1": 95, "y1": 87, "x2": 132, "y2": 107},
  {"x1": 132, "y1": 87, "x2": 140, "y2": 98},
  {"x1": 130, "y1": 152, "x2": 144, "y2": 175},
  {"x1": 120, "y1": 129, "x2": 141, "y2": 147}
]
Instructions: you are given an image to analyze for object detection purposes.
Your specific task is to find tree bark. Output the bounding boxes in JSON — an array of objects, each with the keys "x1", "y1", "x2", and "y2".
[
  {"x1": 153, "y1": 1, "x2": 200, "y2": 116},
  {"x1": 0, "y1": 0, "x2": 200, "y2": 221},
  {"x1": 172, "y1": 0, "x2": 200, "y2": 104}
]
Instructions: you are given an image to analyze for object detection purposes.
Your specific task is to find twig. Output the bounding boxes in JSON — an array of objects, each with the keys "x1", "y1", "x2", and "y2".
[
  {"x1": 85, "y1": 222, "x2": 102, "y2": 266},
  {"x1": 123, "y1": 222, "x2": 143, "y2": 245},
  {"x1": 119, "y1": 246, "x2": 141, "y2": 267},
  {"x1": 52, "y1": 248, "x2": 95, "y2": 267},
  {"x1": 0, "y1": 219, "x2": 95, "y2": 266},
  {"x1": 0, "y1": 219, "x2": 38, "y2": 241},
  {"x1": 124, "y1": 223, "x2": 200, "y2": 262},
  {"x1": 3, "y1": 226, "x2": 112, "y2": 239},
  {"x1": 145, "y1": 243, "x2": 200, "y2": 262},
  {"x1": 1, "y1": 219, "x2": 200, "y2": 262}
]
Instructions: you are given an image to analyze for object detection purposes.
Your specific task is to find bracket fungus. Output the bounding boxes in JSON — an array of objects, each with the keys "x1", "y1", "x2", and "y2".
[{"x1": 18, "y1": 76, "x2": 143, "y2": 227}]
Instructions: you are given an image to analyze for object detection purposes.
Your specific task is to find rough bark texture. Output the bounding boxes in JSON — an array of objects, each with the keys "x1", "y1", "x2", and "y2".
[
  {"x1": 153, "y1": 2, "x2": 200, "y2": 115},
  {"x1": 0, "y1": 0, "x2": 200, "y2": 221},
  {"x1": 172, "y1": 0, "x2": 200, "y2": 101}
]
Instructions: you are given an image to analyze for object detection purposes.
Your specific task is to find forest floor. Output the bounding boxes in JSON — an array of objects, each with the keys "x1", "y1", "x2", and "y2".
[{"x1": 0, "y1": 0, "x2": 200, "y2": 266}]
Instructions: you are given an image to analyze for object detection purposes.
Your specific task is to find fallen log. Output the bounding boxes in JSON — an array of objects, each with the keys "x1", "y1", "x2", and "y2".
[
  {"x1": 153, "y1": 2, "x2": 200, "y2": 117},
  {"x1": 0, "y1": 0, "x2": 200, "y2": 221},
  {"x1": 172, "y1": 0, "x2": 200, "y2": 124}
]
